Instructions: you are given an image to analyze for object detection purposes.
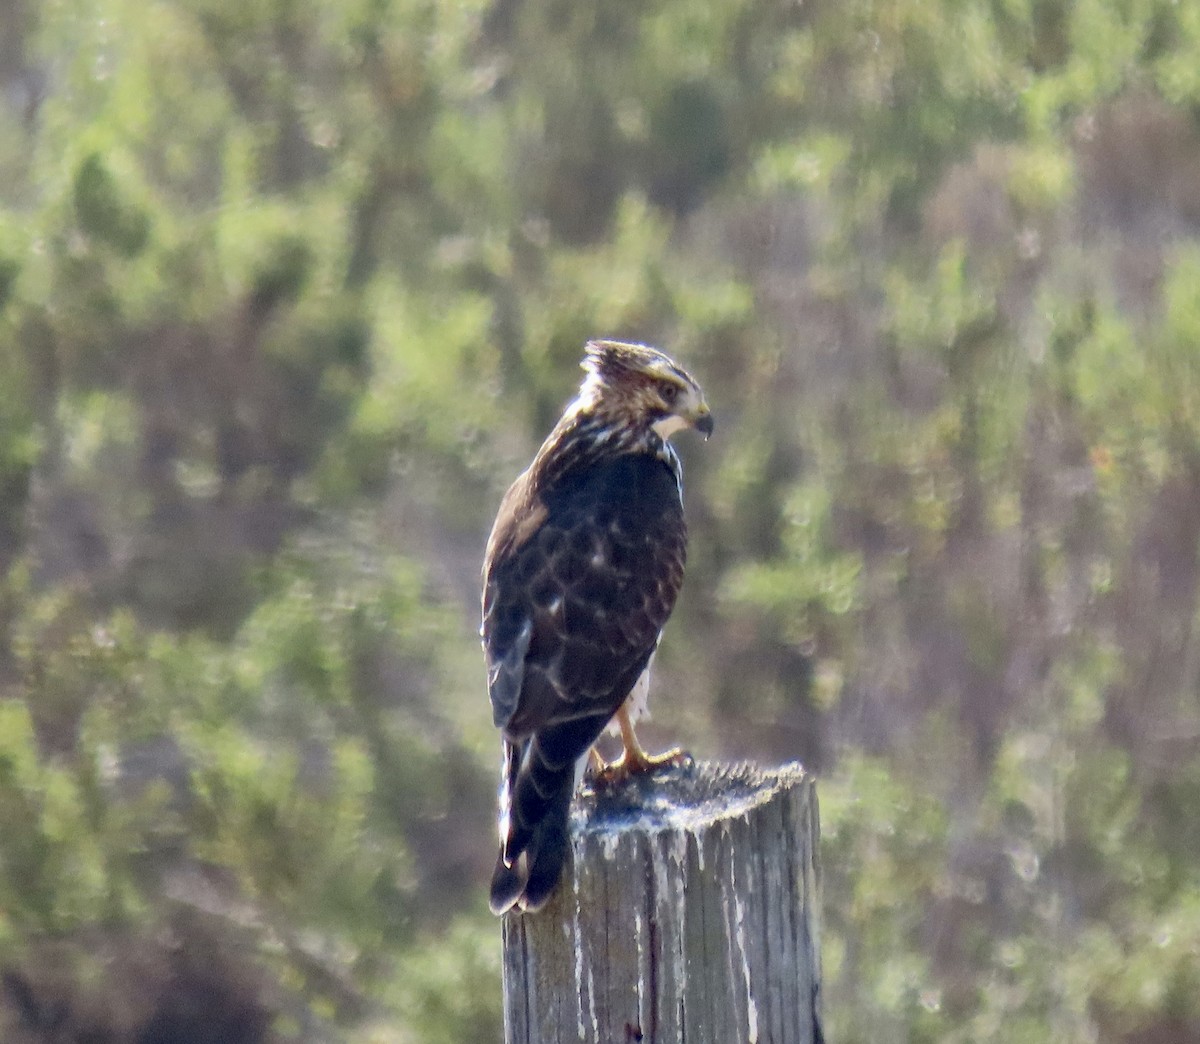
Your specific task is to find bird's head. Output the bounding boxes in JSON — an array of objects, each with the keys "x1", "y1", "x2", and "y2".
[{"x1": 579, "y1": 340, "x2": 714, "y2": 441}]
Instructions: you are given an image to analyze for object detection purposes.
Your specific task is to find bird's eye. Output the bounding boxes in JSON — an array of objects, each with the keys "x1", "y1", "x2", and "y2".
[{"x1": 660, "y1": 383, "x2": 681, "y2": 406}]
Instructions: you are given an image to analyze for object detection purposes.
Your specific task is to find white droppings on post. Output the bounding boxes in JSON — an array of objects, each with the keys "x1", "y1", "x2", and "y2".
[
  {"x1": 649, "y1": 832, "x2": 690, "y2": 1014},
  {"x1": 670, "y1": 830, "x2": 688, "y2": 869},
  {"x1": 722, "y1": 852, "x2": 760, "y2": 1044},
  {"x1": 650, "y1": 835, "x2": 671, "y2": 907},
  {"x1": 600, "y1": 829, "x2": 621, "y2": 862},
  {"x1": 734, "y1": 889, "x2": 760, "y2": 1043},
  {"x1": 672, "y1": 832, "x2": 689, "y2": 996},
  {"x1": 585, "y1": 937, "x2": 599, "y2": 1041},
  {"x1": 634, "y1": 907, "x2": 647, "y2": 1033},
  {"x1": 571, "y1": 866, "x2": 586, "y2": 1041}
]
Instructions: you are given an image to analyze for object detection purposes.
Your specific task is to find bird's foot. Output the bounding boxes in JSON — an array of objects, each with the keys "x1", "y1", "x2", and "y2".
[{"x1": 592, "y1": 746, "x2": 690, "y2": 787}]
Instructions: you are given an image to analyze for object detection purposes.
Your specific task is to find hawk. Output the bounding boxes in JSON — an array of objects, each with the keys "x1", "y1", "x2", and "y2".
[{"x1": 482, "y1": 340, "x2": 712, "y2": 914}]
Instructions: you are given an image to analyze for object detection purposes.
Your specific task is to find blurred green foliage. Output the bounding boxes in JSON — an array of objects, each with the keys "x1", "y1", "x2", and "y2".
[{"x1": 1, "y1": 0, "x2": 1199, "y2": 1040}]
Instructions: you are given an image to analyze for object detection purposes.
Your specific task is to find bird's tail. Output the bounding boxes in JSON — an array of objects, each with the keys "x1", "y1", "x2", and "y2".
[{"x1": 489, "y1": 719, "x2": 602, "y2": 915}]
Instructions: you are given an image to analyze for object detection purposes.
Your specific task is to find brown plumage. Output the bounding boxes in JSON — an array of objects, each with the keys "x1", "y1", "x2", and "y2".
[{"x1": 482, "y1": 340, "x2": 713, "y2": 914}]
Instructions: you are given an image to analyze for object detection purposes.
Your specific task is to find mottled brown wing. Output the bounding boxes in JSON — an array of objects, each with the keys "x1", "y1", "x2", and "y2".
[
  {"x1": 482, "y1": 448, "x2": 687, "y2": 912},
  {"x1": 483, "y1": 451, "x2": 686, "y2": 742}
]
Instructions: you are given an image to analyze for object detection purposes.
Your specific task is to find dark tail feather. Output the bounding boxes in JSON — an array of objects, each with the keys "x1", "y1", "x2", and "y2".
[
  {"x1": 489, "y1": 851, "x2": 526, "y2": 915},
  {"x1": 518, "y1": 780, "x2": 573, "y2": 911},
  {"x1": 489, "y1": 740, "x2": 527, "y2": 915},
  {"x1": 488, "y1": 777, "x2": 573, "y2": 914},
  {"x1": 490, "y1": 721, "x2": 600, "y2": 914}
]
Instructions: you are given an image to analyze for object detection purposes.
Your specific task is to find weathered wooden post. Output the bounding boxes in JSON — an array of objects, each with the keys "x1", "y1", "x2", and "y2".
[{"x1": 501, "y1": 761, "x2": 822, "y2": 1044}]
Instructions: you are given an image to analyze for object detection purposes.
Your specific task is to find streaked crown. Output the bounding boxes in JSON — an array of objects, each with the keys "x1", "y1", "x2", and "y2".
[{"x1": 578, "y1": 340, "x2": 713, "y2": 440}]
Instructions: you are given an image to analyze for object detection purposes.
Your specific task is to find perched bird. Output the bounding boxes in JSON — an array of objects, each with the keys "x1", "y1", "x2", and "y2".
[{"x1": 482, "y1": 340, "x2": 713, "y2": 914}]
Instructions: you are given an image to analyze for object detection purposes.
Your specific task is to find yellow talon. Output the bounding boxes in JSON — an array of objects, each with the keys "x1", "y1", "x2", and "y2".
[{"x1": 593, "y1": 704, "x2": 688, "y2": 785}]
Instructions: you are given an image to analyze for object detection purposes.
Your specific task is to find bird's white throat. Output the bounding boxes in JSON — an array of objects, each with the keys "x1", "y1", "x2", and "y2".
[{"x1": 651, "y1": 414, "x2": 690, "y2": 440}]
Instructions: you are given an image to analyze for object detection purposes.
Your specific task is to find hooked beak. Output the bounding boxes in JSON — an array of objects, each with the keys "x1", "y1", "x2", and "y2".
[{"x1": 693, "y1": 406, "x2": 714, "y2": 440}]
